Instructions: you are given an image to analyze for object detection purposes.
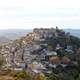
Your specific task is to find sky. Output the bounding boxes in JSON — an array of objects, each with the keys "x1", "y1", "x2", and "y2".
[{"x1": 0, "y1": 0, "x2": 80, "y2": 29}]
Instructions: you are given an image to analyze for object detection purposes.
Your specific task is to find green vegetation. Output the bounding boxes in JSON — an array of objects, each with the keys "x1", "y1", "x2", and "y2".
[
  {"x1": 0, "y1": 54, "x2": 6, "y2": 69},
  {"x1": 46, "y1": 63, "x2": 80, "y2": 80},
  {"x1": 11, "y1": 70, "x2": 34, "y2": 80},
  {"x1": 0, "y1": 70, "x2": 46, "y2": 80}
]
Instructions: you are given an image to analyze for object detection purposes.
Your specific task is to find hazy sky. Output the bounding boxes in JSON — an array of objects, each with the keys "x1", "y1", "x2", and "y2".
[{"x1": 0, "y1": 0, "x2": 80, "y2": 29}]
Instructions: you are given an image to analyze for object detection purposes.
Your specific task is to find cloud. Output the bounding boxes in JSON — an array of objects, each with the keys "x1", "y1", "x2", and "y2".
[{"x1": 0, "y1": 0, "x2": 80, "y2": 29}]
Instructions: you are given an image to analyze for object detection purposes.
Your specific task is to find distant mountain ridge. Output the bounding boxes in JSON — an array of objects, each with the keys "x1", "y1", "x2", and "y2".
[
  {"x1": 64, "y1": 29, "x2": 80, "y2": 38},
  {"x1": 0, "y1": 36, "x2": 9, "y2": 44},
  {"x1": 0, "y1": 29, "x2": 32, "y2": 40}
]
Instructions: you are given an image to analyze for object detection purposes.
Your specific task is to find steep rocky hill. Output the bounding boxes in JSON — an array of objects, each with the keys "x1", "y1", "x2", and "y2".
[{"x1": 0, "y1": 27, "x2": 80, "y2": 67}]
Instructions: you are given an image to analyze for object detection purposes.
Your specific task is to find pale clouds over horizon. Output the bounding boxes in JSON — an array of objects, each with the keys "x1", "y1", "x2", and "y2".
[{"x1": 0, "y1": 0, "x2": 80, "y2": 29}]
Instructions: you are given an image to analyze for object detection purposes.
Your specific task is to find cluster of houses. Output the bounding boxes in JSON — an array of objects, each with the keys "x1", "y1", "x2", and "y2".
[
  {"x1": 0, "y1": 27, "x2": 77, "y2": 74},
  {"x1": 33, "y1": 27, "x2": 66, "y2": 39}
]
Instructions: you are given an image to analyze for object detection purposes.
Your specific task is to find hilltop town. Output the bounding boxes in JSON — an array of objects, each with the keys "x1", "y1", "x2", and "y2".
[{"x1": 0, "y1": 27, "x2": 80, "y2": 80}]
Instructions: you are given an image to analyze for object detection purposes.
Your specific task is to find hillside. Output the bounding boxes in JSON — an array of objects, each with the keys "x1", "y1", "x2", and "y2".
[
  {"x1": 0, "y1": 27, "x2": 80, "y2": 64},
  {"x1": 0, "y1": 28, "x2": 80, "y2": 80}
]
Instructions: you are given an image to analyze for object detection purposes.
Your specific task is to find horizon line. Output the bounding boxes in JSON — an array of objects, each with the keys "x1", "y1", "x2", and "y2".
[{"x1": 0, "y1": 28, "x2": 79, "y2": 30}]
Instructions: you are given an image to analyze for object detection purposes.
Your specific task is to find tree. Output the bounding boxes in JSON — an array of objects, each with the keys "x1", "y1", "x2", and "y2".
[
  {"x1": 47, "y1": 72, "x2": 58, "y2": 80},
  {"x1": 35, "y1": 73, "x2": 46, "y2": 80},
  {"x1": 76, "y1": 48, "x2": 80, "y2": 64},
  {"x1": 76, "y1": 74, "x2": 80, "y2": 80},
  {"x1": 12, "y1": 70, "x2": 34, "y2": 80},
  {"x1": 0, "y1": 54, "x2": 6, "y2": 68}
]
